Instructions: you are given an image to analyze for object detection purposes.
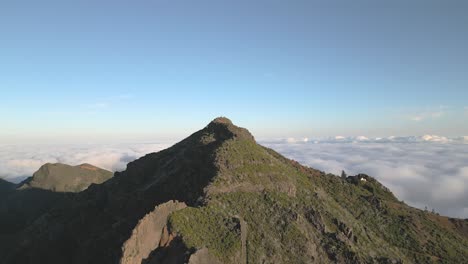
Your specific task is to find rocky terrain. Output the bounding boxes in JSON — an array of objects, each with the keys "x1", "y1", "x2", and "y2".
[{"x1": 1, "y1": 117, "x2": 467, "y2": 263}]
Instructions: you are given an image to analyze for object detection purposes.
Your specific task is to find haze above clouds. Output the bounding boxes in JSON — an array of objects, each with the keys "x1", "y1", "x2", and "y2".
[{"x1": 1, "y1": 135, "x2": 467, "y2": 218}]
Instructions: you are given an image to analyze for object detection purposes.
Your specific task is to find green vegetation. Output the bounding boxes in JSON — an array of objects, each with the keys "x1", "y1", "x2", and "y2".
[
  {"x1": 169, "y1": 206, "x2": 241, "y2": 262},
  {"x1": 212, "y1": 138, "x2": 296, "y2": 188},
  {"x1": 18, "y1": 163, "x2": 113, "y2": 192},
  {"x1": 166, "y1": 120, "x2": 468, "y2": 263},
  {"x1": 3, "y1": 118, "x2": 468, "y2": 263}
]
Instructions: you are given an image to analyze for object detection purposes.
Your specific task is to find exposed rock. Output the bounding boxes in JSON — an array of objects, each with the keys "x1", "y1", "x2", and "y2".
[
  {"x1": 159, "y1": 226, "x2": 175, "y2": 248},
  {"x1": 450, "y1": 218, "x2": 468, "y2": 239},
  {"x1": 188, "y1": 248, "x2": 222, "y2": 264},
  {"x1": 365, "y1": 195, "x2": 385, "y2": 211},
  {"x1": 333, "y1": 218, "x2": 357, "y2": 244},
  {"x1": 120, "y1": 200, "x2": 187, "y2": 264},
  {"x1": 305, "y1": 208, "x2": 325, "y2": 233},
  {"x1": 143, "y1": 236, "x2": 190, "y2": 264}
]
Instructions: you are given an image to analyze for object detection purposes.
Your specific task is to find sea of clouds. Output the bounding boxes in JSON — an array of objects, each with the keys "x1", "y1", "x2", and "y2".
[
  {"x1": 0, "y1": 142, "x2": 174, "y2": 182},
  {"x1": 1, "y1": 135, "x2": 467, "y2": 218},
  {"x1": 261, "y1": 135, "x2": 468, "y2": 218}
]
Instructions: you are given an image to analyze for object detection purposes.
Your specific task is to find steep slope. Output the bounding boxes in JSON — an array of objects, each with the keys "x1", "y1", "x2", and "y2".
[
  {"x1": 0, "y1": 178, "x2": 15, "y2": 197},
  {"x1": 164, "y1": 129, "x2": 468, "y2": 263},
  {"x1": 0, "y1": 163, "x2": 113, "y2": 247},
  {"x1": 18, "y1": 163, "x2": 113, "y2": 192},
  {"x1": 120, "y1": 200, "x2": 187, "y2": 264},
  {"x1": 2, "y1": 117, "x2": 468, "y2": 263},
  {"x1": 3, "y1": 117, "x2": 241, "y2": 263}
]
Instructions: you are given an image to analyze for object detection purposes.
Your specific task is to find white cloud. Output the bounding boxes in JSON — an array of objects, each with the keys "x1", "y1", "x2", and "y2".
[
  {"x1": 408, "y1": 106, "x2": 447, "y2": 122},
  {"x1": 1, "y1": 137, "x2": 467, "y2": 218},
  {"x1": 285, "y1": 137, "x2": 309, "y2": 143},
  {"x1": 356, "y1": 136, "x2": 369, "y2": 141},
  {"x1": 262, "y1": 139, "x2": 468, "y2": 218},
  {"x1": 410, "y1": 112, "x2": 444, "y2": 122},
  {"x1": 421, "y1": 134, "x2": 450, "y2": 142},
  {"x1": 0, "y1": 142, "x2": 173, "y2": 182},
  {"x1": 271, "y1": 135, "x2": 466, "y2": 144}
]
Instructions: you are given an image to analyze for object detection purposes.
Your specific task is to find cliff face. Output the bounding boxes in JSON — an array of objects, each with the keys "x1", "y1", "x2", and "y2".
[
  {"x1": 120, "y1": 200, "x2": 187, "y2": 264},
  {"x1": 2, "y1": 117, "x2": 468, "y2": 263}
]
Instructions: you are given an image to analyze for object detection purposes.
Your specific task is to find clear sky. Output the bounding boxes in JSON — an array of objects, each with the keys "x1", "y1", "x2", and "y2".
[{"x1": 1, "y1": 0, "x2": 467, "y2": 143}]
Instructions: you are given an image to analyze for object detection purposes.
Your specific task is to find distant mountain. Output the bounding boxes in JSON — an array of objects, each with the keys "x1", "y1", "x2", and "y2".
[
  {"x1": 18, "y1": 163, "x2": 113, "y2": 192},
  {"x1": 1, "y1": 118, "x2": 467, "y2": 263},
  {"x1": 0, "y1": 163, "x2": 113, "y2": 246}
]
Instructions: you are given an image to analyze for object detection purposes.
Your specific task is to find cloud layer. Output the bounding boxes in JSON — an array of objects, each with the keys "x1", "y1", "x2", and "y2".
[
  {"x1": 1, "y1": 137, "x2": 467, "y2": 218},
  {"x1": 263, "y1": 135, "x2": 468, "y2": 144},
  {"x1": 0, "y1": 142, "x2": 173, "y2": 182},
  {"x1": 262, "y1": 138, "x2": 468, "y2": 218}
]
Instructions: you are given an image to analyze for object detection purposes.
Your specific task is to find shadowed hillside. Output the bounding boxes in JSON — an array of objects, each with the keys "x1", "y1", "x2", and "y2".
[
  {"x1": 0, "y1": 163, "x2": 113, "y2": 254},
  {"x1": 0, "y1": 178, "x2": 15, "y2": 196}
]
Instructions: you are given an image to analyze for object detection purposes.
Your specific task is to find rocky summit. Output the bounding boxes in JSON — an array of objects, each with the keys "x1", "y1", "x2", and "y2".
[{"x1": 1, "y1": 117, "x2": 468, "y2": 263}]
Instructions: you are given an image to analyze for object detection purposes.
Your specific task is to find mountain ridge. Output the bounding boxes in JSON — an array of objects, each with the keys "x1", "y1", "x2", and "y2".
[
  {"x1": 0, "y1": 178, "x2": 15, "y2": 197},
  {"x1": 1, "y1": 117, "x2": 467, "y2": 263},
  {"x1": 0, "y1": 162, "x2": 114, "y2": 250}
]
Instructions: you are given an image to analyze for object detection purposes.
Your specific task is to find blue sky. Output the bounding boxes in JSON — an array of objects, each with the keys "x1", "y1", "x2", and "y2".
[{"x1": 1, "y1": 0, "x2": 467, "y2": 143}]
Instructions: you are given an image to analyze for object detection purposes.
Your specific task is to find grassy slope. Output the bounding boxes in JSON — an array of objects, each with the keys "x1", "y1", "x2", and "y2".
[
  {"x1": 19, "y1": 163, "x2": 113, "y2": 192},
  {"x1": 169, "y1": 138, "x2": 468, "y2": 263},
  {"x1": 4, "y1": 118, "x2": 467, "y2": 263}
]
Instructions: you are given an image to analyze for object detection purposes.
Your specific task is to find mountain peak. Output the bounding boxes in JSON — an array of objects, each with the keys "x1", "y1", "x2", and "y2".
[
  {"x1": 5, "y1": 118, "x2": 468, "y2": 264},
  {"x1": 211, "y1": 116, "x2": 233, "y2": 125},
  {"x1": 202, "y1": 117, "x2": 255, "y2": 142}
]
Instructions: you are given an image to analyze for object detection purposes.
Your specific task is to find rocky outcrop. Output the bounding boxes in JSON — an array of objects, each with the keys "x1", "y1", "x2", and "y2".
[
  {"x1": 333, "y1": 218, "x2": 357, "y2": 244},
  {"x1": 120, "y1": 200, "x2": 187, "y2": 264},
  {"x1": 305, "y1": 208, "x2": 325, "y2": 233},
  {"x1": 188, "y1": 248, "x2": 222, "y2": 264}
]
